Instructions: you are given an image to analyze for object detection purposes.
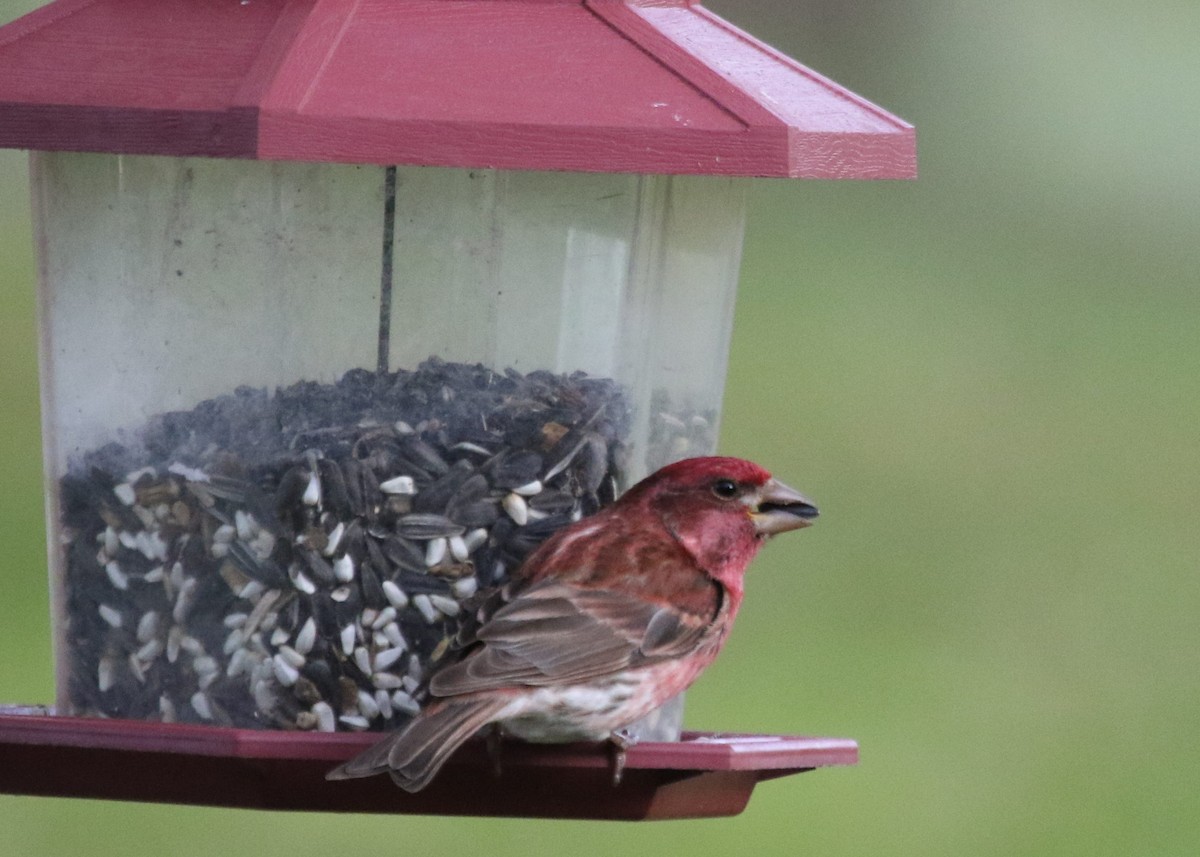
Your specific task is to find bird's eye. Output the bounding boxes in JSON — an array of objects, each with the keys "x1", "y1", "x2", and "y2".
[{"x1": 711, "y1": 479, "x2": 739, "y2": 499}]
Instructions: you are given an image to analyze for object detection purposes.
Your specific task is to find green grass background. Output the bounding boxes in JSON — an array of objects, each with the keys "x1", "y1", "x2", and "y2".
[{"x1": 1, "y1": 1, "x2": 1198, "y2": 854}]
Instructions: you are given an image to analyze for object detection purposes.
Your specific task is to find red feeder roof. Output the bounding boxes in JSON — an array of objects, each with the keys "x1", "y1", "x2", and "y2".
[{"x1": 0, "y1": 0, "x2": 916, "y2": 177}]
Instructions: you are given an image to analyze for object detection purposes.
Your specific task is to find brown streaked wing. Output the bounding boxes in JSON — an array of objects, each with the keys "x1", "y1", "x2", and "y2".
[{"x1": 426, "y1": 580, "x2": 714, "y2": 696}]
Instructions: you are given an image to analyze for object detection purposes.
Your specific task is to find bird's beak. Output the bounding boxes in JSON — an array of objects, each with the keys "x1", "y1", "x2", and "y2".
[{"x1": 749, "y1": 477, "x2": 819, "y2": 536}]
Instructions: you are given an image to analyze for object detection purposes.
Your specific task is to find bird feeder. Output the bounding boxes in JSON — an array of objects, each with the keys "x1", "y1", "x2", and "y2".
[{"x1": 0, "y1": 0, "x2": 914, "y2": 819}]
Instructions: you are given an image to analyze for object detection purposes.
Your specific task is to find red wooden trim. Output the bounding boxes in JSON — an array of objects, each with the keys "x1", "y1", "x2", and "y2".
[
  {"x1": 785, "y1": 129, "x2": 917, "y2": 180},
  {"x1": 584, "y1": 0, "x2": 783, "y2": 130},
  {"x1": 0, "y1": 103, "x2": 257, "y2": 158},
  {"x1": 258, "y1": 116, "x2": 785, "y2": 174},
  {"x1": 0, "y1": 708, "x2": 855, "y2": 819},
  {"x1": 0, "y1": 0, "x2": 96, "y2": 47},
  {"x1": 689, "y1": 4, "x2": 913, "y2": 132},
  {"x1": 626, "y1": 2, "x2": 917, "y2": 178},
  {"x1": 256, "y1": 0, "x2": 361, "y2": 113},
  {"x1": 0, "y1": 0, "x2": 915, "y2": 176},
  {"x1": 233, "y1": 0, "x2": 321, "y2": 109}
]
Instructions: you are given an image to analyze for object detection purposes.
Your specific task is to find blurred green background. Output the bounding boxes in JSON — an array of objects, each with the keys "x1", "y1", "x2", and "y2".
[{"x1": 2, "y1": 1, "x2": 1198, "y2": 855}]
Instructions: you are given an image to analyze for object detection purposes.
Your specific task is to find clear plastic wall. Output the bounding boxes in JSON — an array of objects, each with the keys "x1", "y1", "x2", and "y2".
[{"x1": 33, "y1": 152, "x2": 746, "y2": 738}]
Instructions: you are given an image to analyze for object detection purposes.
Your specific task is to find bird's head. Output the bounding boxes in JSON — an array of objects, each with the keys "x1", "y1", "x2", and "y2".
[{"x1": 625, "y1": 456, "x2": 818, "y2": 593}]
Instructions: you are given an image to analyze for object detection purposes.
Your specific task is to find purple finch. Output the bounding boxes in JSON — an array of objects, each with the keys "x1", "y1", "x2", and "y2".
[{"x1": 327, "y1": 456, "x2": 817, "y2": 791}]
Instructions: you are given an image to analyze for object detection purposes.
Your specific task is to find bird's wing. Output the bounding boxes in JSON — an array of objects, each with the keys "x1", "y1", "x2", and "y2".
[{"x1": 426, "y1": 579, "x2": 716, "y2": 697}]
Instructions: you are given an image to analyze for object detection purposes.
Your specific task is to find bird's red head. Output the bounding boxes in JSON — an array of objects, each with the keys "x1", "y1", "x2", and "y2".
[
  {"x1": 617, "y1": 456, "x2": 818, "y2": 596},
  {"x1": 517, "y1": 456, "x2": 816, "y2": 611}
]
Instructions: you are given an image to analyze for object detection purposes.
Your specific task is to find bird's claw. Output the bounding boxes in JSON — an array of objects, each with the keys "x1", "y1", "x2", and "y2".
[
  {"x1": 486, "y1": 723, "x2": 504, "y2": 779},
  {"x1": 608, "y1": 729, "x2": 638, "y2": 786}
]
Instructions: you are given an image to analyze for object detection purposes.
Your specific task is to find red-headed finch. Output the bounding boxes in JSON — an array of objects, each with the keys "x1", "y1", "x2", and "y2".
[{"x1": 327, "y1": 456, "x2": 817, "y2": 791}]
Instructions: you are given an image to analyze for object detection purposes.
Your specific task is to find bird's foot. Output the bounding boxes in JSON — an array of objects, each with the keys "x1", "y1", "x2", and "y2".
[
  {"x1": 608, "y1": 729, "x2": 638, "y2": 786},
  {"x1": 486, "y1": 723, "x2": 504, "y2": 779}
]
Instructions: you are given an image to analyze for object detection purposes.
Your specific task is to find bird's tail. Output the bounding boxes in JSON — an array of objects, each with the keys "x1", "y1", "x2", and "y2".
[{"x1": 326, "y1": 698, "x2": 508, "y2": 792}]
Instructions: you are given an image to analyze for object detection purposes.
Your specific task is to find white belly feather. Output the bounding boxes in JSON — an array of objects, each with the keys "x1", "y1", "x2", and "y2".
[{"x1": 493, "y1": 657, "x2": 709, "y2": 743}]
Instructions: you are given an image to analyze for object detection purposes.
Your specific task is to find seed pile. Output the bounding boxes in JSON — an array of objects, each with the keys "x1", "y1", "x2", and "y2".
[
  {"x1": 60, "y1": 359, "x2": 630, "y2": 732},
  {"x1": 645, "y1": 390, "x2": 718, "y2": 470}
]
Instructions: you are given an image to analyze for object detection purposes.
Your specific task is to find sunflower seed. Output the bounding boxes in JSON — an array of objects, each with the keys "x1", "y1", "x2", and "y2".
[
  {"x1": 136, "y1": 611, "x2": 160, "y2": 643},
  {"x1": 302, "y1": 550, "x2": 336, "y2": 586},
  {"x1": 105, "y1": 561, "x2": 129, "y2": 591},
  {"x1": 252, "y1": 679, "x2": 275, "y2": 713},
  {"x1": 226, "y1": 648, "x2": 250, "y2": 678},
  {"x1": 242, "y1": 589, "x2": 280, "y2": 637},
  {"x1": 101, "y1": 526, "x2": 120, "y2": 556},
  {"x1": 373, "y1": 646, "x2": 407, "y2": 672},
  {"x1": 96, "y1": 656, "x2": 117, "y2": 692},
  {"x1": 371, "y1": 672, "x2": 405, "y2": 690},
  {"x1": 428, "y1": 594, "x2": 461, "y2": 617},
  {"x1": 371, "y1": 606, "x2": 397, "y2": 631},
  {"x1": 451, "y1": 441, "x2": 492, "y2": 458},
  {"x1": 272, "y1": 654, "x2": 300, "y2": 687},
  {"x1": 338, "y1": 714, "x2": 370, "y2": 731},
  {"x1": 313, "y1": 701, "x2": 337, "y2": 732},
  {"x1": 425, "y1": 537, "x2": 448, "y2": 567},
  {"x1": 374, "y1": 689, "x2": 394, "y2": 719},
  {"x1": 379, "y1": 475, "x2": 416, "y2": 495},
  {"x1": 357, "y1": 689, "x2": 381, "y2": 720},
  {"x1": 166, "y1": 625, "x2": 183, "y2": 663},
  {"x1": 450, "y1": 499, "x2": 499, "y2": 528},
  {"x1": 173, "y1": 577, "x2": 198, "y2": 622},
  {"x1": 448, "y1": 534, "x2": 469, "y2": 562},
  {"x1": 302, "y1": 471, "x2": 321, "y2": 506},
  {"x1": 413, "y1": 593, "x2": 438, "y2": 624},
  {"x1": 502, "y1": 493, "x2": 529, "y2": 526},
  {"x1": 278, "y1": 645, "x2": 306, "y2": 669},
  {"x1": 317, "y1": 458, "x2": 352, "y2": 518},
  {"x1": 511, "y1": 479, "x2": 543, "y2": 497},
  {"x1": 332, "y1": 553, "x2": 355, "y2": 583},
  {"x1": 452, "y1": 576, "x2": 478, "y2": 600},
  {"x1": 381, "y1": 580, "x2": 409, "y2": 611},
  {"x1": 396, "y1": 513, "x2": 464, "y2": 540},
  {"x1": 382, "y1": 622, "x2": 406, "y2": 650},
  {"x1": 285, "y1": 566, "x2": 314, "y2": 595},
  {"x1": 323, "y1": 521, "x2": 345, "y2": 557},
  {"x1": 134, "y1": 638, "x2": 163, "y2": 662},
  {"x1": 294, "y1": 617, "x2": 317, "y2": 655},
  {"x1": 403, "y1": 437, "x2": 449, "y2": 476},
  {"x1": 390, "y1": 690, "x2": 421, "y2": 716},
  {"x1": 494, "y1": 451, "x2": 543, "y2": 488},
  {"x1": 339, "y1": 624, "x2": 357, "y2": 656},
  {"x1": 98, "y1": 604, "x2": 123, "y2": 628},
  {"x1": 380, "y1": 535, "x2": 425, "y2": 572},
  {"x1": 190, "y1": 691, "x2": 214, "y2": 720},
  {"x1": 462, "y1": 527, "x2": 488, "y2": 553},
  {"x1": 234, "y1": 509, "x2": 259, "y2": 541}
]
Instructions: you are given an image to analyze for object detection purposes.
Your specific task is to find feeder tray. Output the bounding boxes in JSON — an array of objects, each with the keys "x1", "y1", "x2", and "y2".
[{"x1": 0, "y1": 706, "x2": 856, "y2": 820}]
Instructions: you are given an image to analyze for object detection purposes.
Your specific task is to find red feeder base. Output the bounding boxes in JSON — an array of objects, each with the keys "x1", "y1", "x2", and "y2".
[{"x1": 0, "y1": 706, "x2": 855, "y2": 820}]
